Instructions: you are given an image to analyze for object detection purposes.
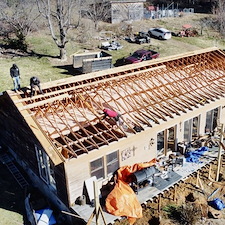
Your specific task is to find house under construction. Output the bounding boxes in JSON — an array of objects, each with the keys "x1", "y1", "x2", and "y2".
[{"x1": 0, "y1": 47, "x2": 225, "y2": 223}]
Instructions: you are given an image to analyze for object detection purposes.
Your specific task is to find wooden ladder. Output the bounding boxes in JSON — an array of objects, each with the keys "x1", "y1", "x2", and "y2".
[{"x1": 0, "y1": 152, "x2": 29, "y2": 189}]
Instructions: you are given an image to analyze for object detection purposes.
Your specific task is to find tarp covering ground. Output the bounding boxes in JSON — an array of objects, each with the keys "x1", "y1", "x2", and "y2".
[{"x1": 105, "y1": 158, "x2": 157, "y2": 224}]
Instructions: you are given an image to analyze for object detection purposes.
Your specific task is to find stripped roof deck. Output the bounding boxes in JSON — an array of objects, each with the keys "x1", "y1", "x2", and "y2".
[{"x1": 9, "y1": 47, "x2": 225, "y2": 159}]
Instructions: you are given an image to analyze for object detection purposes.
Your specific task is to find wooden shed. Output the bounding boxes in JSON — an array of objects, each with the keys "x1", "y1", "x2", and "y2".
[{"x1": 1, "y1": 47, "x2": 225, "y2": 220}]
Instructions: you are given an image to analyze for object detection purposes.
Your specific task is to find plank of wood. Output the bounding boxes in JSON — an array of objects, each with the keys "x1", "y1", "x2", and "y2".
[
  {"x1": 14, "y1": 87, "x2": 76, "y2": 104},
  {"x1": 84, "y1": 176, "x2": 99, "y2": 202},
  {"x1": 18, "y1": 93, "x2": 70, "y2": 111},
  {"x1": 14, "y1": 66, "x2": 166, "y2": 105},
  {"x1": 61, "y1": 210, "x2": 84, "y2": 219}
]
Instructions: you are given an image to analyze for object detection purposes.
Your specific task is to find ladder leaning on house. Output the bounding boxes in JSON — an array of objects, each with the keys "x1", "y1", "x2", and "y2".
[{"x1": 0, "y1": 152, "x2": 29, "y2": 189}]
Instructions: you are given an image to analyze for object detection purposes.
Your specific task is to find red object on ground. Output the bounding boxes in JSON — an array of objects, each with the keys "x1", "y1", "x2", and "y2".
[
  {"x1": 182, "y1": 24, "x2": 192, "y2": 29},
  {"x1": 105, "y1": 158, "x2": 157, "y2": 224}
]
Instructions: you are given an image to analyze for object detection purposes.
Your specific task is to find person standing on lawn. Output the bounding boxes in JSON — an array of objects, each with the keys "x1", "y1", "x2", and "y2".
[{"x1": 10, "y1": 64, "x2": 21, "y2": 92}]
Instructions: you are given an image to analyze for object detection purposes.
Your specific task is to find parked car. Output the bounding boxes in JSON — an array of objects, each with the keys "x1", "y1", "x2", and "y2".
[
  {"x1": 124, "y1": 49, "x2": 159, "y2": 64},
  {"x1": 148, "y1": 28, "x2": 171, "y2": 40}
]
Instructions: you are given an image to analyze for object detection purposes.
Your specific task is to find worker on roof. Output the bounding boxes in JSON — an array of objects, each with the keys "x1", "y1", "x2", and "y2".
[
  {"x1": 30, "y1": 76, "x2": 44, "y2": 97},
  {"x1": 102, "y1": 108, "x2": 122, "y2": 125}
]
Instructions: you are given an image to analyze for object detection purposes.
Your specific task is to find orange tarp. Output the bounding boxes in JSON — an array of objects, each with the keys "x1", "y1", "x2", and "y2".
[{"x1": 105, "y1": 158, "x2": 157, "y2": 224}]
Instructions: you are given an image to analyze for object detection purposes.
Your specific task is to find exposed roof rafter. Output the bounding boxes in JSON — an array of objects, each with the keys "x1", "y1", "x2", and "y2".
[{"x1": 9, "y1": 48, "x2": 225, "y2": 159}]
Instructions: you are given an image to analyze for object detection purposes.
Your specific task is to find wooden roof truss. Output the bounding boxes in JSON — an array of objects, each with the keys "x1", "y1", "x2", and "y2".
[{"x1": 16, "y1": 49, "x2": 225, "y2": 158}]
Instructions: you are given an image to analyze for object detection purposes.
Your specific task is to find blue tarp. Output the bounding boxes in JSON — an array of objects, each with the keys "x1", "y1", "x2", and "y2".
[
  {"x1": 185, "y1": 146, "x2": 209, "y2": 163},
  {"x1": 35, "y1": 208, "x2": 56, "y2": 225},
  {"x1": 208, "y1": 198, "x2": 225, "y2": 210}
]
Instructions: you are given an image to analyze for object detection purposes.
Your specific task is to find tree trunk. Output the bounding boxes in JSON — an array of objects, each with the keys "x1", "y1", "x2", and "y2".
[
  {"x1": 60, "y1": 47, "x2": 67, "y2": 61},
  {"x1": 37, "y1": 0, "x2": 81, "y2": 61}
]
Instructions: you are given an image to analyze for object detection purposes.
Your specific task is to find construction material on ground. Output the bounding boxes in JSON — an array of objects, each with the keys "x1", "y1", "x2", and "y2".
[{"x1": 100, "y1": 41, "x2": 123, "y2": 51}]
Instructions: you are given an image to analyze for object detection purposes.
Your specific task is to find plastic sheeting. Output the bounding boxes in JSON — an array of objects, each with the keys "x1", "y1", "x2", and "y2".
[
  {"x1": 208, "y1": 198, "x2": 225, "y2": 210},
  {"x1": 185, "y1": 146, "x2": 208, "y2": 163},
  {"x1": 105, "y1": 158, "x2": 157, "y2": 224},
  {"x1": 35, "y1": 208, "x2": 56, "y2": 225}
]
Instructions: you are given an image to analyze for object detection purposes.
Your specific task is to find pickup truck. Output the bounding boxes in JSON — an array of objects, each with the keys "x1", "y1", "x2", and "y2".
[{"x1": 124, "y1": 49, "x2": 159, "y2": 64}]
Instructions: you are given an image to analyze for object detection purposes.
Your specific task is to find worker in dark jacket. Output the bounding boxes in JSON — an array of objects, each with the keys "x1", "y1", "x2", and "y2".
[
  {"x1": 30, "y1": 76, "x2": 43, "y2": 97},
  {"x1": 10, "y1": 64, "x2": 21, "y2": 92}
]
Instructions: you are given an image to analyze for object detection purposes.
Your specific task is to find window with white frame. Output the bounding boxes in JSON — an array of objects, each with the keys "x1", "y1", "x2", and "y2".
[
  {"x1": 35, "y1": 145, "x2": 56, "y2": 190},
  {"x1": 90, "y1": 157, "x2": 104, "y2": 179},
  {"x1": 192, "y1": 116, "x2": 199, "y2": 138},
  {"x1": 184, "y1": 116, "x2": 200, "y2": 142},
  {"x1": 157, "y1": 131, "x2": 164, "y2": 154},
  {"x1": 184, "y1": 119, "x2": 191, "y2": 142},
  {"x1": 48, "y1": 160, "x2": 56, "y2": 189},
  {"x1": 106, "y1": 151, "x2": 119, "y2": 176},
  {"x1": 205, "y1": 108, "x2": 219, "y2": 133}
]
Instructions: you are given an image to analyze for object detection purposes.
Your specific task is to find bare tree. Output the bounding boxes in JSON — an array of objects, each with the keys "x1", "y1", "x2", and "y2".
[
  {"x1": 0, "y1": 0, "x2": 39, "y2": 51},
  {"x1": 213, "y1": 0, "x2": 225, "y2": 37},
  {"x1": 36, "y1": 0, "x2": 81, "y2": 60},
  {"x1": 81, "y1": 0, "x2": 110, "y2": 30}
]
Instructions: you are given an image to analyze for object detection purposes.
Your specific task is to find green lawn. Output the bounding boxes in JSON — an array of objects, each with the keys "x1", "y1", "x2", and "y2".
[
  {"x1": 0, "y1": 209, "x2": 23, "y2": 225},
  {"x1": 0, "y1": 33, "x2": 81, "y2": 93}
]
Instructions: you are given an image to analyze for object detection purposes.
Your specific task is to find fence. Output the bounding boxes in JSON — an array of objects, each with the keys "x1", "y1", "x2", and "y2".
[{"x1": 144, "y1": 8, "x2": 194, "y2": 20}]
